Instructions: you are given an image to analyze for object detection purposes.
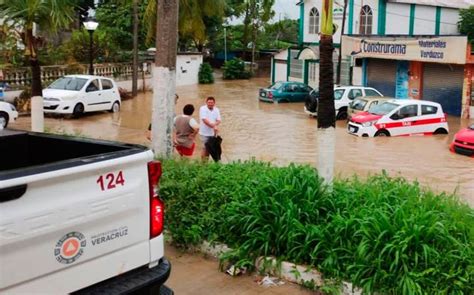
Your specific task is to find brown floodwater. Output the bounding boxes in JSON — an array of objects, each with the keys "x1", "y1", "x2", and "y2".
[{"x1": 12, "y1": 77, "x2": 474, "y2": 207}]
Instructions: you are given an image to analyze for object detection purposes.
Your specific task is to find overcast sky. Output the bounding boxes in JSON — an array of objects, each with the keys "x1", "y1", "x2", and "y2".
[{"x1": 273, "y1": 0, "x2": 300, "y2": 21}]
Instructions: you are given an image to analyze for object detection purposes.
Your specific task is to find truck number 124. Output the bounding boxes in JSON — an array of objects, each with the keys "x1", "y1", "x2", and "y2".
[{"x1": 97, "y1": 171, "x2": 125, "y2": 191}]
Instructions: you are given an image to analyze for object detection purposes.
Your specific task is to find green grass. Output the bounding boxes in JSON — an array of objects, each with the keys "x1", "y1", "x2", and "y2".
[{"x1": 159, "y1": 159, "x2": 474, "y2": 294}]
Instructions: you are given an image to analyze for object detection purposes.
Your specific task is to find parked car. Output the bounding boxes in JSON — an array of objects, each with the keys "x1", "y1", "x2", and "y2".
[
  {"x1": 450, "y1": 124, "x2": 474, "y2": 157},
  {"x1": 348, "y1": 96, "x2": 393, "y2": 120},
  {"x1": 43, "y1": 75, "x2": 121, "y2": 116},
  {"x1": 259, "y1": 81, "x2": 312, "y2": 103},
  {"x1": 0, "y1": 101, "x2": 18, "y2": 128},
  {"x1": 347, "y1": 99, "x2": 449, "y2": 137},
  {"x1": 304, "y1": 86, "x2": 383, "y2": 120}
]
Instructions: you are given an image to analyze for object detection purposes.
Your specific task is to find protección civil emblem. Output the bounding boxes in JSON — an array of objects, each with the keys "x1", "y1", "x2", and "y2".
[{"x1": 54, "y1": 232, "x2": 86, "y2": 264}]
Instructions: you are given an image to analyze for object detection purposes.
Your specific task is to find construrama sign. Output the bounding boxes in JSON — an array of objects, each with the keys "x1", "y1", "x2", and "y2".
[{"x1": 342, "y1": 36, "x2": 467, "y2": 64}]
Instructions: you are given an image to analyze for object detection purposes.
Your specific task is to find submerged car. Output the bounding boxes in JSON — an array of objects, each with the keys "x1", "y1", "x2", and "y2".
[
  {"x1": 348, "y1": 96, "x2": 393, "y2": 120},
  {"x1": 43, "y1": 75, "x2": 121, "y2": 116},
  {"x1": 348, "y1": 99, "x2": 449, "y2": 137},
  {"x1": 450, "y1": 124, "x2": 474, "y2": 157},
  {"x1": 259, "y1": 81, "x2": 312, "y2": 103},
  {"x1": 0, "y1": 101, "x2": 18, "y2": 128},
  {"x1": 304, "y1": 86, "x2": 383, "y2": 120}
]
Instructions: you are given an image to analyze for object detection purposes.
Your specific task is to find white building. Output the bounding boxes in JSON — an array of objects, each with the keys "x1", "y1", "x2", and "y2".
[{"x1": 271, "y1": 0, "x2": 474, "y2": 118}]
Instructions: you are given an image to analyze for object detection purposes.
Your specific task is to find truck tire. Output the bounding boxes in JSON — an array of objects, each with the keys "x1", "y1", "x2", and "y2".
[
  {"x1": 336, "y1": 108, "x2": 348, "y2": 120},
  {"x1": 0, "y1": 112, "x2": 8, "y2": 128}
]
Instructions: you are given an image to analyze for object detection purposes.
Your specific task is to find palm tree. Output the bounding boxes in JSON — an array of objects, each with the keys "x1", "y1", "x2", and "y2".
[
  {"x1": 144, "y1": 0, "x2": 226, "y2": 51},
  {"x1": 0, "y1": 0, "x2": 76, "y2": 97},
  {"x1": 317, "y1": 0, "x2": 336, "y2": 183}
]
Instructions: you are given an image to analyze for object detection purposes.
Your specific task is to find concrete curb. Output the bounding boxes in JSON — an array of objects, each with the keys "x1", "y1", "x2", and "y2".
[{"x1": 196, "y1": 240, "x2": 362, "y2": 295}]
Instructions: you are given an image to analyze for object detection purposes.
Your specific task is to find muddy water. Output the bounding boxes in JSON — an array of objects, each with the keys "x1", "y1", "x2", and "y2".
[{"x1": 12, "y1": 77, "x2": 474, "y2": 206}]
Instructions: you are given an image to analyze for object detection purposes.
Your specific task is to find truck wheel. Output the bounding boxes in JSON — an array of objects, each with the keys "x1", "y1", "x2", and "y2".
[
  {"x1": 73, "y1": 103, "x2": 84, "y2": 117},
  {"x1": 375, "y1": 130, "x2": 390, "y2": 137},
  {"x1": 110, "y1": 101, "x2": 120, "y2": 113},
  {"x1": 336, "y1": 109, "x2": 348, "y2": 120},
  {"x1": 0, "y1": 112, "x2": 9, "y2": 128}
]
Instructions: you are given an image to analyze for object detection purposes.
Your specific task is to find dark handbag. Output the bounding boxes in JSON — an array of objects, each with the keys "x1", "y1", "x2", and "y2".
[{"x1": 205, "y1": 135, "x2": 222, "y2": 162}]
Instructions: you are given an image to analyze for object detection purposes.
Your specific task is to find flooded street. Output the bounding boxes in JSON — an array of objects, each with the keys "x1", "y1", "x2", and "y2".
[{"x1": 12, "y1": 77, "x2": 474, "y2": 207}]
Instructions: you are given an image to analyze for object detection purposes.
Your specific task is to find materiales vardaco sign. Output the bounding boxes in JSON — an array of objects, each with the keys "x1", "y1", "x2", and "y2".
[{"x1": 342, "y1": 36, "x2": 467, "y2": 64}]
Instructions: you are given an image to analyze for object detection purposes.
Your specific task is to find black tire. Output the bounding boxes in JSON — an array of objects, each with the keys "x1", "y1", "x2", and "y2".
[
  {"x1": 110, "y1": 101, "x2": 120, "y2": 113},
  {"x1": 0, "y1": 112, "x2": 9, "y2": 128},
  {"x1": 375, "y1": 129, "x2": 390, "y2": 137},
  {"x1": 73, "y1": 103, "x2": 84, "y2": 117},
  {"x1": 433, "y1": 128, "x2": 448, "y2": 135},
  {"x1": 336, "y1": 109, "x2": 348, "y2": 120}
]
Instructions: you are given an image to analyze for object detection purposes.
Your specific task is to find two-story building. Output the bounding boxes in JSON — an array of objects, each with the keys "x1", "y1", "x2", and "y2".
[{"x1": 271, "y1": 0, "x2": 474, "y2": 118}]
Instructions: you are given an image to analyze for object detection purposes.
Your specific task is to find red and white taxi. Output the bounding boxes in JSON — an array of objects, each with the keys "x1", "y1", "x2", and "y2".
[
  {"x1": 347, "y1": 99, "x2": 449, "y2": 137},
  {"x1": 450, "y1": 124, "x2": 474, "y2": 157}
]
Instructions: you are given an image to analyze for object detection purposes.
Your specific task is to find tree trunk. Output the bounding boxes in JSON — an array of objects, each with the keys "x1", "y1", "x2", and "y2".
[
  {"x1": 152, "y1": 0, "x2": 179, "y2": 157},
  {"x1": 132, "y1": 0, "x2": 139, "y2": 97},
  {"x1": 317, "y1": 0, "x2": 336, "y2": 185},
  {"x1": 242, "y1": 2, "x2": 251, "y2": 60},
  {"x1": 318, "y1": 35, "x2": 335, "y2": 129},
  {"x1": 30, "y1": 57, "x2": 43, "y2": 97}
]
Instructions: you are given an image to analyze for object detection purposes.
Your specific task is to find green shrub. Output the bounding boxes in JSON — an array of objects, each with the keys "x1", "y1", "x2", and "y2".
[
  {"x1": 198, "y1": 62, "x2": 214, "y2": 84},
  {"x1": 160, "y1": 160, "x2": 474, "y2": 294},
  {"x1": 222, "y1": 58, "x2": 251, "y2": 80}
]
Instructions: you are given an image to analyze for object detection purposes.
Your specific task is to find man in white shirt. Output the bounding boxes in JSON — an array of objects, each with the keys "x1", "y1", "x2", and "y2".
[{"x1": 199, "y1": 96, "x2": 221, "y2": 160}]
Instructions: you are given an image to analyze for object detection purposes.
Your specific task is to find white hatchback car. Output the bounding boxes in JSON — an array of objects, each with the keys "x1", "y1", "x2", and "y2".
[
  {"x1": 0, "y1": 101, "x2": 18, "y2": 129},
  {"x1": 347, "y1": 99, "x2": 449, "y2": 137},
  {"x1": 43, "y1": 75, "x2": 121, "y2": 116}
]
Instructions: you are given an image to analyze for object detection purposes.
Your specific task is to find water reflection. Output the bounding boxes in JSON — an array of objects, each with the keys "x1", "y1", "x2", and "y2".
[{"x1": 12, "y1": 78, "x2": 474, "y2": 206}]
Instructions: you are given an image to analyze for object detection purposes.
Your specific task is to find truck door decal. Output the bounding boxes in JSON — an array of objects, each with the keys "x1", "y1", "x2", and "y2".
[{"x1": 97, "y1": 171, "x2": 125, "y2": 191}]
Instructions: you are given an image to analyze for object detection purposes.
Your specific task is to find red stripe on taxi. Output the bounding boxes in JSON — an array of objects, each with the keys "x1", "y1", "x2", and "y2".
[{"x1": 375, "y1": 117, "x2": 446, "y2": 130}]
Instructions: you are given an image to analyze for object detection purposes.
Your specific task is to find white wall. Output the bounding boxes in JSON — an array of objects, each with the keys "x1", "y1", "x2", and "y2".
[
  {"x1": 440, "y1": 8, "x2": 460, "y2": 35},
  {"x1": 386, "y1": 3, "x2": 411, "y2": 34},
  {"x1": 413, "y1": 5, "x2": 437, "y2": 35},
  {"x1": 176, "y1": 54, "x2": 202, "y2": 86},
  {"x1": 302, "y1": 0, "x2": 347, "y2": 44},
  {"x1": 275, "y1": 62, "x2": 287, "y2": 82}
]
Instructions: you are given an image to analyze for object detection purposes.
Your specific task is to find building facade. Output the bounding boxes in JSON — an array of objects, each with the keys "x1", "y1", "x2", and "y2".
[{"x1": 271, "y1": 0, "x2": 474, "y2": 118}]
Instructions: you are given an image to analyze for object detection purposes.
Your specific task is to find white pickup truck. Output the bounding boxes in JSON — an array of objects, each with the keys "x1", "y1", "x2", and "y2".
[{"x1": 0, "y1": 129, "x2": 172, "y2": 294}]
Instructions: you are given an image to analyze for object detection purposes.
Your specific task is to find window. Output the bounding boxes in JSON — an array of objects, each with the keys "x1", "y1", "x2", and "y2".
[
  {"x1": 369, "y1": 101, "x2": 379, "y2": 109},
  {"x1": 348, "y1": 89, "x2": 363, "y2": 100},
  {"x1": 359, "y1": 5, "x2": 373, "y2": 35},
  {"x1": 397, "y1": 105, "x2": 418, "y2": 119},
  {"x1": 352, "y1": 99, "x2": 367, "y2": 111},
  {"x1": 309, "y1": 8, "x2": 319, "y2": 35},
  {"x1": 86, "y1": 79, "x2": 100, "y2": 92},
  {"x1": 421, "y1": 105, "x2": 438, "y2": 115},
  {"x1": 101, "y1": 79, "x2": 113, "y2": 90},
  {"x1": 365, "y1": 89, "x2": 382, "y2": 97},
  {"x1": 334, "y1": 89, "x2": 345, "y2": 100}
]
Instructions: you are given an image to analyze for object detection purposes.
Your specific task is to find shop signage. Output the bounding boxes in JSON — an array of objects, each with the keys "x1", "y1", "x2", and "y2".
[{"x1": 342, "y1": 36, "x2": 468, "y2": 64}]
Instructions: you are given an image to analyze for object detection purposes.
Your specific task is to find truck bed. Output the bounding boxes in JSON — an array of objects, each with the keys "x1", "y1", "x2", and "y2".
[{"x1": 0, "y1": 129, "x2": 147, "y2": 180}]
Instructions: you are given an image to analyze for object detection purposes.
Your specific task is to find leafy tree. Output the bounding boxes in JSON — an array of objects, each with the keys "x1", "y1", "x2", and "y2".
[
  {"x1": 62, "y1": 29, "x2": 119, "y2": 63},
  {"x1": 222, "y1": 58, "x2": 251, "y2": 79},
  {"x1": 198, "y1": 62, "x2": 214, "y2": 84},
  {"x1": 0, "y1": 0, "x2": 76, "y2": 96},
  {"x1": 144, "y1": 0, "x2": 226, "y2": 51},
  {"x1": 95, "y1": 0, "x2": 148, "y2": 50},
  {"x1": 459, "y1": 6, "x2": 474, "y2": 43}
]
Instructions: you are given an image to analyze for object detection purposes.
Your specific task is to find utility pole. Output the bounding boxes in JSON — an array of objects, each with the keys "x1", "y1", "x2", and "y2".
[
  {"x1": 336, "y1": 0, "x2": 348, "y2": 85},
  {"x1": 132, "y1": 0, "x2": 139, "y2": 97},
  {"x1": 152, "y1": 0, "x2": 179, "y2": 157}
]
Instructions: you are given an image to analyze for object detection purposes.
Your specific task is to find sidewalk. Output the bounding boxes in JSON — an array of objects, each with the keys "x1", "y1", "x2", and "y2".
[{"x1": 165, "y1": 243, "x2": 318, "y2": 295}]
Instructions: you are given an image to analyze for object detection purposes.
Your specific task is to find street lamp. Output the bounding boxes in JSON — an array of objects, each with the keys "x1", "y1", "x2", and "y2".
[
  {"x1": 224, "y1": 27, "x2": 227, "y2": 62},
  {"x1": 83, "y1": 18, "x2": 99, "y2": 75}
]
